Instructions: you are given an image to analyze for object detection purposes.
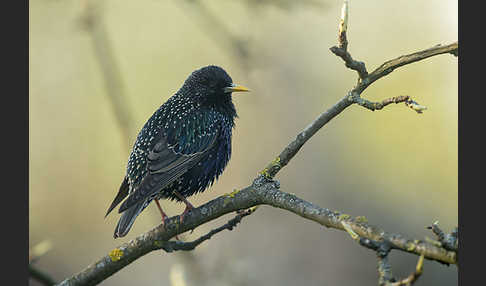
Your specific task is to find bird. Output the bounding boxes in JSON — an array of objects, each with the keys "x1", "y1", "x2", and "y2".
[{"x1": 105, "y1": 65, "x2": 249, "y2": 238}]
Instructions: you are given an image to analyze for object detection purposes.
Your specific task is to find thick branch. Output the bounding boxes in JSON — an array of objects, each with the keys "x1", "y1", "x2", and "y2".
[{"x1": 56, "y1": 181, "x2": 456, "y2": 286}]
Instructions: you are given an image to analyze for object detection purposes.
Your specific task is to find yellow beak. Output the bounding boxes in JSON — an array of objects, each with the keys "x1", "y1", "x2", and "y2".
[{"x1": 224, "y1": 83, "x2": 250, "y2": 93}]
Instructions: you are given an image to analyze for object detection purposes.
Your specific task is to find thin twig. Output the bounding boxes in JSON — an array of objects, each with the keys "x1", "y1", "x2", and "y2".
[
  {"x1": 344, "y1": 221, "x2": 425, "y2": 286},
  {"x1": 354, "y1": 95, "x2": 427, "y2": 113},
  {"x1": 388, "y1": 255, "x2": 425, "y2": 286},
  {"x1": 378, "y1": 255, "x2": 395, "y2": 286},
  {"x1": 427, "y1": 221, "x2": 458, "y2": 251},
  {"x1": 159, "y1": 206, "x2": 258, "y2": 252},
  {"x1": 355, "y1": 42, "x2": 458, "y2": 95},
  {"x1": 329, "y1": 46, "x2": 368, "y2": 80},
  {"x1": 330, "y1": 0, "x2": 368, "y2": 79},
  {"x1": 259, "y1": 41, "x2": 457, "y2": 180}
]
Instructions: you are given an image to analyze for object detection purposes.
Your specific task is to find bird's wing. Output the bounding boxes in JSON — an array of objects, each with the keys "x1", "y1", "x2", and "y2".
[{"x1": 118, "y1": 113, "x2": 220, "y2": 213}]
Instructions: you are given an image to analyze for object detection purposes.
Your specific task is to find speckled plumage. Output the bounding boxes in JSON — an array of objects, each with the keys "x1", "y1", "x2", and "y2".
[{"x1": 106, "y1": 65, "x2": 246, "y2": 238}]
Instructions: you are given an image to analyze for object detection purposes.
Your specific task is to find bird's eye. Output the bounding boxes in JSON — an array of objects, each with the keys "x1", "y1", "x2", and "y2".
[{"x1": 200, "y1": 78, "x2": 213, "y2": 87}]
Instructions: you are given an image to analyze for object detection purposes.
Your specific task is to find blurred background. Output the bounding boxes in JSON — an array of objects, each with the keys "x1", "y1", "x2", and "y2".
[{"x1": 29, "y1": 0, "x2": 458, "y2": 285}]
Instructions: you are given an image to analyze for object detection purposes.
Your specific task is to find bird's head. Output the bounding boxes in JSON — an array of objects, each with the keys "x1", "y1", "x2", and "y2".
[{"x1": 181, "y1": 65, "x2": 249, "y2": 115}]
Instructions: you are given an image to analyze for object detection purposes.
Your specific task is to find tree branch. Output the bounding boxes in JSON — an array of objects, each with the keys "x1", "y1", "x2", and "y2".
[
  {"x1": 354, "y1": 42, "x2": 458, "y2": 95},
  {"x1": 343, "y1": 220, "x2": 426, "y2": 285},
  {"x1": 158, "y1": 206, "x2": 258, "y2": 253},
  {"x1": 258, "y1": 40, "x2": 458, "y2": 180},
  {"x1": 354, "y1": 95, "x2": 427, "y2": 113},
  {"x1": 56, "y1": 179, "x2": 457, "y2": 285},
  {"x1": 389, "y1": 254, "x2": 425, "y2": 286},
  {"x1": 427, "y1": 221, "x2": 459, "y2": 252},
  {"x1": 330, "y1": 0, "x2": 368, "y2": 79},
  {"x1": 30, "y1": 264, "x2": 57, "y2": 286}
]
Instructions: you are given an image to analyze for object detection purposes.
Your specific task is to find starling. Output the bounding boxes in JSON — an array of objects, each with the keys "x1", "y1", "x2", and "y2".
[{"x1": 105, "y1": 65, "x2": 249, "y2": 238}]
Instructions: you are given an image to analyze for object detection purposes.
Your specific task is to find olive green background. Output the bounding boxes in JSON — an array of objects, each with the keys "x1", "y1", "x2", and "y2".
[{"x1": 30, "y1": 0, "x2": 458, "y2": 285}]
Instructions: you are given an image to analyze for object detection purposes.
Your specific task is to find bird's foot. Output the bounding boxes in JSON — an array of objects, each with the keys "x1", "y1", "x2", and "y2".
[
  {"x1": 161, "y1": 213, "x2": 182, "y2": 241},
  {"x1": 179, "y1": 203, "x2": 194, "y2": 224},
  {"x1": 173, "y1": 206, "x2": 195, "y2": 241},
  {"x1": 160, "y1": 213, "x2": 169, "y2": 227},
  {"x1": 155, "y1": 199, "x2": 169, "y2": 229},
  {"x1": 173, "y1": 191, "x2": 195, "y2": 224}
]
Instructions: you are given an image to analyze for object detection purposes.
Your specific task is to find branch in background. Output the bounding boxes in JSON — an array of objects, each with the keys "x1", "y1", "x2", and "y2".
[
  {"x1": 176, "y1": 0, "x2": 251, "y2": 71},
  {"x1": 244, "y1": 0, "x2": 328, "y2": 11},
  {"x1": 29, "y1": 240, "x2": 57, "y2": 285},
  {"x1": 79, "y1": 0, "x2": 136, "y2": 152},
  {"x1": 30, "y1": 264, "x2": 57, "y2": 286},
  {"x1": 259, "y1": 42, "x2": 456, "y2": 181},
  {"x1": 29, "y1": 240, "x2": 53, "y2": 264}
]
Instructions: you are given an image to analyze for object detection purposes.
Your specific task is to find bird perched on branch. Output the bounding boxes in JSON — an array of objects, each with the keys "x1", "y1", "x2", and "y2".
[{"x1": 105, "y1": 65, "x2": 249, "y2": 238}]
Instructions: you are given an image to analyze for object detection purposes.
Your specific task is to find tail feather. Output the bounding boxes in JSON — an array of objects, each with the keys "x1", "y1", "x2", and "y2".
[
  {"x1": 106, "y1": 177, "x2": 130, "y2": 218},
  {"x1": 113, "y1": 200, "x2": 148, "y2": 238}
]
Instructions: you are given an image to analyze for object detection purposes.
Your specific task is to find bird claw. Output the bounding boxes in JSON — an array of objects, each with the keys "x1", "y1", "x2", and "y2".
[
  {"x1": 179, "y1": 205, "x2": 193, "y2": 224},
  {"x1": 160, "y1": 215, "x2": 169, "y2": 231}
]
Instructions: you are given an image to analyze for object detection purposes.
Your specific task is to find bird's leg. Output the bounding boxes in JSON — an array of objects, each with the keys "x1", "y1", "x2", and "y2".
[
  {"x1": 155, "y1": 199, "x2": 182, "y2": 240},
  {"x1": 173, "y1": 191, "x2": 195, "y2": 224},
  {"x1": 154, "y1": 199, "x2": 168, "y2": 226}
]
